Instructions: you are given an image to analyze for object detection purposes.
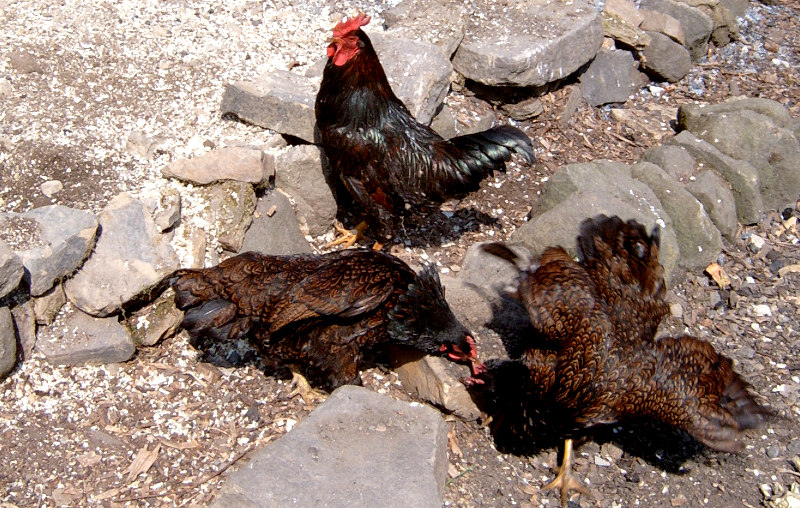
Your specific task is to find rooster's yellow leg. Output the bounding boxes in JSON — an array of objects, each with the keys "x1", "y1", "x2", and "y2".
[
  {"x1": 287, "y1": 367, "x2": 327, "y2": 405},
  {"x1": 325, "y1": 221, "x2": 368, "y2": 248},
  {"x1": 543, "y1": 439, "x2": 591, "y2": 507}
]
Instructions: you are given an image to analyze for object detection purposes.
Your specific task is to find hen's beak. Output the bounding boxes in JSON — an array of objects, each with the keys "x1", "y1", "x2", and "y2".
[{"x1": 440, "y1": 336, "x2": 486, "y2": 381}]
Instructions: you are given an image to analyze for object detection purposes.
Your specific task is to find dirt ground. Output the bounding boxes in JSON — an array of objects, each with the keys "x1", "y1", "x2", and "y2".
[{"x1": 1, "y1": 0, "x2": 799, "y2": 506}]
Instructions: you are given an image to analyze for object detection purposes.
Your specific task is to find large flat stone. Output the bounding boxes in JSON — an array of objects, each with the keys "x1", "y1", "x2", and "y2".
[
  {"x1": 1, "y1": 205, "x2": 98, "y2": 297},
  {"x1": 210, "y1": 385, "x2": 448, "y2": 508},
  {"x1": 64, "y1": 194, "x2": 179, "y2": 317},
  {"x1": 221, "y1": 70, "x2": 318, "y2": 143},
  {"x1": 36, "y1": 303, "x2": 136, "y2": 366},
  {"x1": 452, "y1": 0, "x2": 603, "y2": 87}
]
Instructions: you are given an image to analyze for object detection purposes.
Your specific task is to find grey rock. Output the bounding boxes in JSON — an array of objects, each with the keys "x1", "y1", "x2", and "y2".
[
  {"x1": 33, "y1": 284, "x2": 66, "y2": 326},
  {"x1": 686, "y1": 170, "x2": 738, "y2": 240},
  {"x1": 514, "y1": 190, "x2": 681, "y2": 285},
  {"x1": 678, "y1": 97, "x2": 794, "y2": 131},
  {"x1": 429, "y1": 105, "x2": 458, "y2": 139},
  {"x1": 152, "y1": 188, "x2": 182, "y2": 233},
  {"x1": 500, "y1": 97, "x2": 545, "y2": 121},
  {"x1": 364, "y1": 30, "x2": 453, "y2": 125},
  {"x1": 452, "y1": 0, "x2": 603, "y2": 87},
  {"x1": 640, "y1": 9, "x2": 686, "y2": 45},
  {"x1": 64, "y1": 193, "x2": 179, "y2": 317},
  {"x1": 40, "y1": 180, "x2": 63, "y2": 198},
  {"x1": 580, "y1": 49, "x2": 647, "y2": 106},
  {"x1": 1, "y1": 205, "x2": 99, "y2": 297},
  {"x1": 640, "y1": 0, "x2": 713, "y2": 60},
  {"x1": 274, "y1": 145, "x2": 337, "y2": 237},
  {"x1": 392, "y1": 350, "x2": 480, "y2": 421},
  {"x1": 601, "y1": 11, "x2": 652, "y2": 49},
  {"x1": 459, "y1": 241, "x2": 530, "y2": 302},
  {"x1": 221, "y1": 70, "x2": 318, "y2": 143},
  {"x1": 641, "y1": 31, "x2": 692, "y2": 83},
  {"x1": 241, "y1": 190, "x2": 313, "y2": 255},
  {"x1": 36, "y1": 303, "x2": 136, "y2": 365},
  {"x1": 127, "y1": 291, "x2": 183, "y2": 347},
  {"x1": 162, "y1": 146, "x2": 274, "y2": 186},
  {"x1": 10, "y1": 299, "x2": 35, "y2": 361},
  {"x1": 667, "y1": 130, "x2": 763, "y2": 224},
  {"x1": 383, "y1": 0, "x2": 469, "y2": 58},
  {"x1": 641, "y1": 145, "x2": 698, "y2": 182},
  {"x1": 632, "y1": 162, "x2": 722, "y2": 271},
  {"x1": 198, "y1": 181, "x2": 257, "y2": 253},
  {"x1": 0, "y1": 307, "x2": 16, "y2": 379},
  {"x1": 210, "y1": 385, "x2": 448, "y2": 508},
  {"x1": 126, "y1": 130, "x2": 170, "y2": 160},
  {"x1": 719, "y1": 0, "x2": 748, "y2": 18},
  {"x1": 8, "y1": 50, "x2": 42, "y2": 73},
  {"x1": 690, "y1": 0, "x2": 738, "y2": 45},
  {"x1": 0, "y1": 240, "x2": 24, "y2": 299},
  {"x1": 685, "y1": 109, "x2": 800, "y2": 212}
]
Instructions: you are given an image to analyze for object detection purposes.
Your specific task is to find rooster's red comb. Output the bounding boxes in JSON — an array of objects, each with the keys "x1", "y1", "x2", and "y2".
[{"x1": 332, "y1": 12, "x2": 370, "y2": 37}]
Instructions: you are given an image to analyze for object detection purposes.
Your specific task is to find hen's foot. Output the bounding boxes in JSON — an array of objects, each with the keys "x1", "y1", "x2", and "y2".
[
  {"x1": 325, "y1": 221, "x2": 368, "y2": 249},
  {"x1": 543, "y1": 439, "x2": 592, "y2": 507},
  {"x1": 287, "y1": 368, "x2": 327, "y2": 405}
]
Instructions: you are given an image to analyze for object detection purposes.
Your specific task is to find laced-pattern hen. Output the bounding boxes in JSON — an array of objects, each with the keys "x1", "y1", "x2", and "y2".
[
  {"x1": 479, "y1": 215, "x2": 766, "y2": 507},
  {"x1": 315, "y1": 13, "x2": 534, "y2": 248},
  {"x1": 172, "y1": 249, "x2": 484, "y2": 395}
]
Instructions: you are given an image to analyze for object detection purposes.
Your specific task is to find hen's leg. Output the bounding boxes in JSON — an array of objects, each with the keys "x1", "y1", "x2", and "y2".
[
  {"x1": 287, "y1": 366, "x2": 327, "y2": 404},
  {"x1": 543, "y1": 439, "x2": 591, "y2": 507},
  {"x1": 325, "y1": 221, "x2": 368, "y2": 249}
]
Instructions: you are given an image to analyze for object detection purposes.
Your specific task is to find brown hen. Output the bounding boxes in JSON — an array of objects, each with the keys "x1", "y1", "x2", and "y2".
[
  {"x1": 479, "y1": 215, "x2": 765, "y2": 506},
  {"x1": 172, "y1": 249, "x2": 483, "y2": 391}
]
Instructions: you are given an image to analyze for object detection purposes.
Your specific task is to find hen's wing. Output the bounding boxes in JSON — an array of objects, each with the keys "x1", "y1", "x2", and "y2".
[
  {"x1": 172, "y1": 252, "x2": 317, "y2": 340},
  {"x1": 615, "y1": 335, "x2": 764, "y2": 452},
  {"x1": 267, "y1": 250, "x2": 407, "y2": 336},
  {"x1": 577, "y1": 215, "x2": 669, "y2": 343}
]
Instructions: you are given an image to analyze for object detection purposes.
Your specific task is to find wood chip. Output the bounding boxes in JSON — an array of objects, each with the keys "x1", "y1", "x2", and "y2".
[
  {"x1": 778, "y1": 264, "x2": 800, "y2": 277},
  {"x1": 266, "y1": 205, "x2": 277, "y2": 217},
  {"x1": 705, "y1": 262, "x2": 731, "y2": 288},
  {"x1": 124, "y1": 443, "x2": 161, "y2": 483},
  {"x1": 448, "y1": 429, "x2": 463, "y2": 458}
]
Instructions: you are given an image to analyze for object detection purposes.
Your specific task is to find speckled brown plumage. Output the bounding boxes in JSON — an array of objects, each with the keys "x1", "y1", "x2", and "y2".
[
  {"x1": 171, "y1": 249, "x2": 481, "y2": 390},
  {"x1": 480, "y1": 215, "x2": 765, "y2": 504}
]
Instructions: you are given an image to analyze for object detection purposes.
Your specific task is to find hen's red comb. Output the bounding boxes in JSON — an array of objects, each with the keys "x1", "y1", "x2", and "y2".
[{"x1": 332, "y1": 12, "x2": 370, "y2": 37}]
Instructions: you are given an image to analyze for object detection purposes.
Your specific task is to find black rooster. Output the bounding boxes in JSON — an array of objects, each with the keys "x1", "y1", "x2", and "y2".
[{"x1": 315, "y1": 13, "x2": 534, "y2": 247}]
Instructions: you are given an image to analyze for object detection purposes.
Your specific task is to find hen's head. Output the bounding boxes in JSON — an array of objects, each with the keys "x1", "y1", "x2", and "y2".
[
  {"x1": 388, "y1": 263, "x2": 484, "y2": 377},
  {"x1": 327, "y1": 12, "x2": 370, "y2": 66}
]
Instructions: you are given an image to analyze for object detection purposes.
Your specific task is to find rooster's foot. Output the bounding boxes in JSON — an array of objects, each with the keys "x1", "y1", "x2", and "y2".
[
  {"x1": 325, "y1": 221, "x2": 368, "y2": 249},
  {"x1": 543, "y1": 439, "x2": 592, "y2": 507},
  {"x1": 288, "y1": 368, "x2": 327, "y2": 405}
]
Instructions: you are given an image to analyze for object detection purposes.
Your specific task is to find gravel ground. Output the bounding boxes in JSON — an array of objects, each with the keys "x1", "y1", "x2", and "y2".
[{"x1": 1, "y1": 0, "x2": 799, "y2": 506}]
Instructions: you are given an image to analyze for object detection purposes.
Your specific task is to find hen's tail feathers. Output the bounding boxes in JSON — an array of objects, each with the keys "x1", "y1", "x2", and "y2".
[
  {"x1": 172, "y1": 269, "x2": 254, "y2": 341},
  {"x1": 449, "y1": 125, "x2": 534, "y2": 176}
]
